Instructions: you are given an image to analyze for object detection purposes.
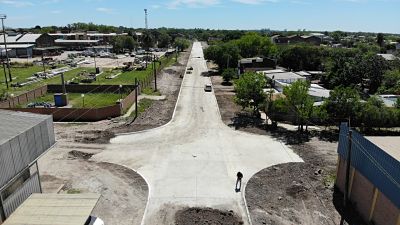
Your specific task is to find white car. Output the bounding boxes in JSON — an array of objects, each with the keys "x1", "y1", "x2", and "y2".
[{"x1": 85, "y1": 216, "x2": 105, "y2": 225}]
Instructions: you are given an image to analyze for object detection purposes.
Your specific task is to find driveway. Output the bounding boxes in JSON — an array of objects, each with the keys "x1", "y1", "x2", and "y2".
[{"x1": 92, "y1": 42, "x2": 302, "y2": 224}]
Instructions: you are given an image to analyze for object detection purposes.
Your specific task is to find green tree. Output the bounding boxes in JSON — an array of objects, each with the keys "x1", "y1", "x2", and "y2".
[
  {"x1": 142, "y1": 31, "x2": 155, "y2": 50},
  {"x1": 324, "y1": 86, "x2": 361, "y2": 124},
  {"x1": 278, "y1": 45, "x2": 323, "y2": 71},
  {"x1": 123, "y1": 36, "x2": 138, "y2": 51},
  {"x1": 173, "y1": 38, "x2": 190, "y2": 51},
  {"x1": 222, "y1": 68, "x2": 237, "y2": 83},
  {"x1": 234, "y1": 72, "x2": 266, "y2": 115},
  {"x1": 283, "y1": 80, "x2": 313, "y2": 132},
  {"x1": 157, "y1": 31, "x2": 172, "y2": 48},
  {"x1": 377, "y1": 33, "x2": 384, "y2": 47},
  {"x1": 378, "y1": 69, "x2": 400, "y2": 94}
]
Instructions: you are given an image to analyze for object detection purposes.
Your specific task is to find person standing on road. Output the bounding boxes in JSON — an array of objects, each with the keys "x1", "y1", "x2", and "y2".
[{"x1": 236, "y1": 172, "x2": 243, "y2": 192}]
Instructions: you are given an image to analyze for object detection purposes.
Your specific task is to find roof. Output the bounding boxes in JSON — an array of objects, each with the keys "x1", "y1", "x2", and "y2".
[
  {"x1": 0, "y1": 110, "x2": 52, "y2": 146},
  {"x1": 263, "y1": 71, "x2": 306, "y2": 81},
  {"x1": 261, "y1": 69, "x2": 286, "y2": 74},
  {"x1": 308, "y1": 85, "x2": 331, "y2": 98},
  {"x1": 0, "y1": 33, "x2": 43, "y2": 44},
  {"x1": 55, "y1": 39, "x2": 99, "y2": 43},
  {"x1": 239, "y1": 57, "x2": 264, "y2": 64},
  {"x1": 3, "y1": 194, "x2": 100, "y2": 225},
  {"x1": 366, "y1": 137, "x2": 400, "y2": 162},
  {"x1": 0, "y1": 44, "x2": 35, "y2": 49},
  {"x1": 377, "y1": 53, "x2": 397, "y2": 61},
  {"x1": 295, "y1": 71, "x2": 312, "y2": 77}
]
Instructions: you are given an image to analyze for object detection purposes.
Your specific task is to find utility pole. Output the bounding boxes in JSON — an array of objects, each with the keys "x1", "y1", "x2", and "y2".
[
  {"x1": 0, "y1": 14, "x2": 12, "y2": 82},
  {"x1": 2, "y1": 60, "x2": 8, "y2": 89},
  {"x1": 153, "y1": 55, "x2": 157, "y2": 91},
  {"x1": 135, "y1": 77, "x2": 138, "y2": 119},
  {"x1": 42, "y1": 51, "x2": 46, "y2": 73},
  {"x1": 344, "y1": 129, "x2": 353, "y2": 207}
]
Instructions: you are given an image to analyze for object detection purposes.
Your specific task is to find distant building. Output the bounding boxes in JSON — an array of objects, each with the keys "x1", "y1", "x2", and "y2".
[
  {"x1": 0, "y1": 110, "x2": 55, "y2": 223},
  {"x1": 238, "y1": 57, "x2": 276, "y2": 74},
  {"x1": 54, "y1": 39, "x2": 100, "y2": 50},
  {"x1": 49, "y1": 32, "x2": 127, "y2": 44},
  {"x1": 258, "y1": 69, "x2": 330, "y2": 102},
  {"x1": 0, "y1": 33, "x2": 55, "y2": 58},
  {"x1": 377, "y1": 53, "x2": 398, "y2": 61},
  {"x1": 271, "y1": 34, "x2": 322, "y2": 46},
  {"x1": 378, "y1": 95, "x2": 399, "y2": 107}
]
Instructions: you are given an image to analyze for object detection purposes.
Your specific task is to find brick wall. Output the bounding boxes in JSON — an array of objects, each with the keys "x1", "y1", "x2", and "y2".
[
  {"x1": 0, "y1": 86, "x2": 47, "y2": 109},
  {"x1": 336, "y1": 157, "x2": 400, "y2": 225}
]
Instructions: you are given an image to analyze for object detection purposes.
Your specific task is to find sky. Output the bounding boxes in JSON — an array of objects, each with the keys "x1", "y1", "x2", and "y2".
[{"x1": 0, "y1": 0, "x2": 399, "y2": 33}]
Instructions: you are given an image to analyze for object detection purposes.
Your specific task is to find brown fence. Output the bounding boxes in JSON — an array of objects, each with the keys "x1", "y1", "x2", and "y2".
[
  {"x1": 0, "y1": 55, "x2": 176, "y2": 121},
  {"x1": 47, "y1": 84, "x2": 136, "y2": 94},
  {"x1": 0, "y1": 86, "x2": 48, "y2": 108},
  {"x1": 5, "y1": 105, "x2": 121, "y2": 122}
]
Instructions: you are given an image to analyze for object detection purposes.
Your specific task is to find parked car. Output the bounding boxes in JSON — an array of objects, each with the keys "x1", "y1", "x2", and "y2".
[
  {"x1": 204, "y1": 84, "x2": 212, "y2": 92},
  {"x1": 85, "y1": 216, "x2": 105, "y2": 225}
]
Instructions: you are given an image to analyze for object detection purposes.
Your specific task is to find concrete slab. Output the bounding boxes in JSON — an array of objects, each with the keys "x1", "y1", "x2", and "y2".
[{"x1": 92, "y1": 42, "x2": 302, "y2": 224}]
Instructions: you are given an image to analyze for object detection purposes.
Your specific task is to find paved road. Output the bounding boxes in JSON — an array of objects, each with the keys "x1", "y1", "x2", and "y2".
[{"x1": 92, "y1": 42, "x2": 302, "y2": 224}]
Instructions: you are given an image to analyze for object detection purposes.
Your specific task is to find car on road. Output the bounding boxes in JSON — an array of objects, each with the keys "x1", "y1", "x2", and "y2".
[
  {"x1": 187, "y1": 66, "x2": 193, "y2": 70},
  {"x1": 186, "y1": 71, "x2": 192, "y2": 74},
  {"x1": 85, "y1": 216, "x2": 105, "y2": 225},
  {"x1": 204, "y1": 84, "x2": 212, "y2": 92}
]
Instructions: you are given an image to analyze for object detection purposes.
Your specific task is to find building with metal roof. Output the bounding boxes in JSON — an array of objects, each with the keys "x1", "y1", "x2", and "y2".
[
  {"x1": 0, "y1": 110, "x2": 55, "y2": 223},
  {"x1": 2, "y1": 194, "x2": 100, "y2": 225}
]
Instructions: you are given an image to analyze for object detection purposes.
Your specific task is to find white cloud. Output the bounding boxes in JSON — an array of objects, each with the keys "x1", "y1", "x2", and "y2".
[
  {"x1": 0, "y1": 0, "x2": 34, "y2": 7},
  {"x1": 96, "y1": 7, "x2": 114, "y2": 13},
  {"x1": 231, "y1": 0, "x2": 278, "y2": 4},
  {"x1": 167, "y1": 0, "x2": 220, "y2": 9}
]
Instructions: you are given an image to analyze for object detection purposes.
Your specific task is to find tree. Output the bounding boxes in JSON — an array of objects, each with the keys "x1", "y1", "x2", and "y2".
[
  {"x1": 283, "y1": 80, "x2": 313, "y2": 132},
  {"x1": 157, "y1": 31, "x2": 171, "y2": 48},
  {"x1": 222, "y1": 68, "x2": 236, "y2": 83},
  {"x1": 142, "y1": 31, "x2": 155, "y2": 50},
  {"x1": 324, "y1": 86, "x2": 361, "y2": 124},
  {"x1": 377, "y1": 33, "x2": 384, "y2": 47},
  {"x1": 173, "y1": 38, "x2": 190, "y2": 51},
  {"x1": 234, "y1": 72, "x2": 266, "y2": 115},
  {"x1": 278, "y1": 45, "x2": 323, "y2": 71},
  {"x1": 123, "y1": 36, "x2": 138, "y2": 51},
  {"x1": 378, "y1": 69, "x2": 400, "y2": 94}
]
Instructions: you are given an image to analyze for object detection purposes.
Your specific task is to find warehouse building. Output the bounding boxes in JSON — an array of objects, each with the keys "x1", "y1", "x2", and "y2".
[
  {"x1": 0, "y1": 33, "x2": 55, "y2": 58},
  {"x1": 336, "y1": 123, "x2": 400, "y2": 225},
  {"x1": 0, "y1": 110, "x2": 55, "y2": 223}
]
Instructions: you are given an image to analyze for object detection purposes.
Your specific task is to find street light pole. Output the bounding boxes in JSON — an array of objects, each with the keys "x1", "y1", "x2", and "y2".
[
  {"x1": 0, "y1": 14, "x2": 12, "y2": 82},
  {"x1": 81, "y1": 94, "x2": 85, "y2": 108}
]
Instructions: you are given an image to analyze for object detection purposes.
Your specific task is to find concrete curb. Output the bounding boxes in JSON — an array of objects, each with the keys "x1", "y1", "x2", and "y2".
[{"x1": 114, "y1": 45, "x2": 194, "y2": 137}]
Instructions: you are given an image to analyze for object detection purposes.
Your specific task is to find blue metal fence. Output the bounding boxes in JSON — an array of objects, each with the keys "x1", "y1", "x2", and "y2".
[{"x1": 338, "y1": 123, "x2": 400, "y2": 208}]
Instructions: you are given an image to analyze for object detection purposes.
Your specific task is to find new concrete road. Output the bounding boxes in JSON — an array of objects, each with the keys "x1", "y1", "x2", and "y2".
[{"x1": 92, "y1": 42, "x2": 302, "y2": 224}]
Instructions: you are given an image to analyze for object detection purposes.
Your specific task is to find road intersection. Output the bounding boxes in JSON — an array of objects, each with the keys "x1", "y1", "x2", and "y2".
[{"x1": 92, "y1": 41, "x2": 302, "y2": 224}]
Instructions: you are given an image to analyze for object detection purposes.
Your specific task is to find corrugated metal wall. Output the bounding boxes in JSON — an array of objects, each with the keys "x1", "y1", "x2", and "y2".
[
  {"x1": 0, "y1": 116, "x2": 55, "y2": 188},
  {"x1": 2, "y1": 173, "x2": 41, "y2": 217},
  {"x1": 337, "y1": 123, "x2": 400, "y2": 209}
]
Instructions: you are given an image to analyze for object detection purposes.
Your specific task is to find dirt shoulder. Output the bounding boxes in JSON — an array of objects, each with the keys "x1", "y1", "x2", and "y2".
[
  {"x1": 211, "y1": 75, "x2": 365, "y2": 225},
  {"x1": 39, "y1": 142, "x2": 148, "y2": 225}
]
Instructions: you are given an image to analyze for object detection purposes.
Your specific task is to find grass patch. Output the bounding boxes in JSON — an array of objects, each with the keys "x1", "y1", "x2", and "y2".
[
  {"x1": 129, "y1": 98, "x2": 154, "y2": 117},
  {"x1": 142, "y1": 87, "x2": 161, "y2": 96},
  {"x1": 67, "y1": 189, "x2": 81, "y2": 194},
  {"x1": 22, "y1": 92, "x2": 127, "y2": 108},
  {"x1": 0, "y1": 67, "x2": 95, "y2": 96},
  {"x1": 0, "y1": 54, "x2": 177, "y2": 96}
]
